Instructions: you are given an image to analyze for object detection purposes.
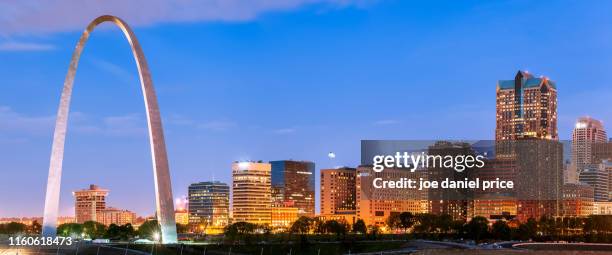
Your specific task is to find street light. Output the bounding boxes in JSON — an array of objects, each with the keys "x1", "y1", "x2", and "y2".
[{"x1": 153, "y1": 232, "x2": 160, "y2": 242}]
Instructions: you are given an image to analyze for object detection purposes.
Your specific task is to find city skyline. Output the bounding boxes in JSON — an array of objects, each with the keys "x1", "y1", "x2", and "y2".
[{"x1": 2, "y1": 1, "x2": 612, "y2": 218}]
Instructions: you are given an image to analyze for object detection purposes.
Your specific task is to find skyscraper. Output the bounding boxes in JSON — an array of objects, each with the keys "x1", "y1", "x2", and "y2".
[
  {"x1": 496, "y1": 70, "x2": 558, "y2": 141},
  {"x1": 320, "y1": 167, "x2": 357, "y2": 215},
  {"x1": 73, "y1": 184, "x2": 108, "y2": 224},
  {"x1": 231, "y1": 161, "x2": 272, "y2": 225},
  {"x1": 270, "y1": 160, "x2": 315, "y2": 217},
  {"x1": 579, "y1": 162, "x2": 610, "y2": 202},
  {"x1": 188, "y1": 181, "x2": 230, "y2": 228},
  {"x1": 572, "y1": 116, "x2": 608, "y2": 172},
  {"x1": 495, "y1": 71, "x2": 562, "y2": 222}
]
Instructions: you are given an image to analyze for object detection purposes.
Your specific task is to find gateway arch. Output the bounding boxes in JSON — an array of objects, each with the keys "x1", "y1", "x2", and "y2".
[{"x1": 41, "y1": 15, "x2": 177, "y2": 244}]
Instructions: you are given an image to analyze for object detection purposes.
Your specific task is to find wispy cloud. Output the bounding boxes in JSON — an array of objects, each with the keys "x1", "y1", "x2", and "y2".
[
  {"x1": 0, "y1": 0, "x2": 373, "y2": 35},
  {"x1": 199, "y1": 120, "x2": 236, "y2": 131},
  {"x1": 89, "y1": 58, "x2": 137, "y2": 84},
  {"x1": 273, "y1": 127, "x2": 297, "y2": 134},
  {"x1": 0, "y1": 106, "x2": 55, "y2": 134},
  {"x1": 0, "y1": 41, "x2": 54, "y2": 51},
  {"x1": 0, "y1": 106, "x2": 148, "y2": 137},
  {"x1": 373, "y1": 119, "x2": 400, "y2": 126}
]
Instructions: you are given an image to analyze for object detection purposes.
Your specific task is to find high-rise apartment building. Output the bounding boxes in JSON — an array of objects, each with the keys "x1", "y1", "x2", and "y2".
[
  {"x1": 188, "y1": 181, "x2": 230, "y2": 228},
  {"x1": 231, "y1": 161, "x2": 272, "y2": 225},
  {"x1": 73, "y1": 184, "x2": 108, "y2": 223},
  {"x1": 270, "y1": 160, "x2": 315, "y2": 217},
  {"x1": 320, "y1": 167, "x2": 357, "y2": 215},
  {"x1": 496, "y1": 70, "x2": 558, "y2": 141},
  {"x1": 572, "y1": 116, "x2": 608, "y2": 171}
]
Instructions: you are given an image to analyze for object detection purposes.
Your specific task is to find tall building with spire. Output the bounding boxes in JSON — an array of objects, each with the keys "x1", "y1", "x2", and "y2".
[
  {"x1": 494, "y1": 71, "x2": 562, "y2": 222},
  {"x1": 572, "y1": 116, "x2": 608, "y2": 171},
  {"x1": 496, "y1": 70, "x2": 558, "y2": 141}
]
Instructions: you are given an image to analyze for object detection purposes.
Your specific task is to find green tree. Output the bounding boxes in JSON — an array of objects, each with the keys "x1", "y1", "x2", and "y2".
[
  {"x1": 83, "y1": 221, "x2": 106, "y2": 239},
  {"x1": 451, "y1": 220, "x2": 466, "y2": 236},
  {"x1": 516, "y1": 218, "x2": 537, "y2": 240},
  {"x1": 367, "y1": 225, "x2": 380, "y2": 239},
  {"x1": 224, "y1": 221, "x2": 257, "y2": 244},
  {"x1": 436, "y1": 214, "x2": 453, "y2": 234},
  {"x1": 324, "y1": 220, "x2": 348, "y2": 238},
  {"x1": 414, "y1": 213, "x2": 437, "y2": 234},
  {"x1": 57, "y1": 223, "x2": 83, "y2": 237},
  {"x1": 399, "y1": 212, "x2": 415, "y2": 233},
  {"x1": 465, "y1": 216, "x2": 489, "y2": 242},
  {"x1": 290, "y1": 216, "x2": 313, "y2": 235},
  {"x1": 491, "y1": 220, "x2": 511, "y2": 240},
  {"x1": 104, "y1": 223, "x2": 135, "y2": 240},
  {"x1": 138, "y1": 220, "x2": 161, "y2": 240},
  {"x1": 4, "y1": 222, "x2": 27, "y2": 235},
  {"x1": 386, "y1": 213, "x2": 401, "y2": 232},
  {"x1": 29, "y1": 221, "x2": 42, "y2": 235},
  {"x1": 313, "y1": 218, "x2": 326, "y2": 234},
  {"x1": 353, "y1": 219, "x2": 367, "y2": 234},
  {"x1": 176, "y1": 223, "x2": 189, "y2": 234}
]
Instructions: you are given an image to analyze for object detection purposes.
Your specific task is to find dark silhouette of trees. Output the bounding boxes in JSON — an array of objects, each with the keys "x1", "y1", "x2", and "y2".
[
  {"x1": 353, "y1": 219, "x2": 367, "y2": 234},
  {"x1": 138, "y1": 220, "x2": 161, "y2": 240},
  {"x1": 324, "y1": 219, "x2": 348, "y2": 238},
  {"x1": 82, "y1": 221, "x2": 106, "y2": 239},
  {"x1": 290, "y1": 216, "x2": 313, "y2": 235},
  {"x1": 398, "y1": 212, "x2": 415, "y2": 233},
  {"x1": 491, "y1": 220, "x2": 511, "y2": 240},
  {"x1": 465, "y1": 216, "x2": 489, "y2": 242},
  {"x1": 516, "y1": 218, "x2": 537, "y2": 240},
  {"x1": 386, "y1": 213, "x2": 401, "y2": 232},
  {"x1": 0, "y1": 222, "x2": 27, "y2": 235},
  {"x1": 104, "y1": 223, "x2": 136, "y2": 240}
]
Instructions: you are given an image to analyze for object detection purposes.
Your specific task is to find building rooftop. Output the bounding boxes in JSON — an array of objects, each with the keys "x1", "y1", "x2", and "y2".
[{"x1": 497, "y1": 70, "x2": 556, "y2": 90}]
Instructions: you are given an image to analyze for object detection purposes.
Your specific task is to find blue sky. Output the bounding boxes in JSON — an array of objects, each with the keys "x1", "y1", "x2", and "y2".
[{"x1": 1, "y1": 0, "x2": 612, "y2": 217}]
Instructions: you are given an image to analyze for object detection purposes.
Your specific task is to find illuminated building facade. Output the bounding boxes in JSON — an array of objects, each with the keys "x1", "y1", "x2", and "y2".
[
  {"x1": 231, "y1": 162, "x2": 272, "y2": 225},
  {"x1": 320, "y1": 167, "x2": 356, "y2": 215},
  {"x1": 188, "y1": 181, "x2": 230, "y2": 227},
  {"x1": 592, "y1": 141, "x2": 612, "y2": 164},
  {"x1": 96, "y1": 208, "x2": 136, "y2": 226},
  {"x1": 561, "y1": 183, "x2": 594, "y2": 217},
  {"x1": 174, "y1": 210, "x2": 189, "y2": 225},
  {"x1": 356, "y1": 166, "x2": 428, "y2": 226},
  {"x1": 472, "y1": 158, "x2": 517, "y2": 220},
  {"x1": 579, "y1": 163, "x2": 610, "y2": 202},
  {"x1": 270, "y1": 207, "x2": 299, "y2": 229},
  {"x1": 593, "y1": 201, "x2": 612, "y2": 215},
  {"x1": 514, "y1": 140, "x2": 563, "y2": 222},
  {"x1": 270, "y1": 160, "x2": 315, "y2": 217},
  {"x1": 572, "y1": 116, "x2": 608, "y2": 171},
  {"x1": 428, "y1": 142, "x2": 476, "y2": 220},
  {"x1": 73, "y1": 185, "x2": 108, "y2": 224},
  {"x1": 496, "y1": 70, "x2": 558, "y2": 141}
]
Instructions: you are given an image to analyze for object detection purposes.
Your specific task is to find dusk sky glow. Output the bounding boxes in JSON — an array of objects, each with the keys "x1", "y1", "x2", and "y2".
[{"x1": 1, "y1": 0, "x2": 612, "y2": 217}]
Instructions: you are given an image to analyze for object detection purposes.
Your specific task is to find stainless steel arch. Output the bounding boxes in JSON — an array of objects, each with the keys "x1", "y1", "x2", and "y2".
[{"x1": 41, "y1": 15, "x2": 177, "y2": 244}]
